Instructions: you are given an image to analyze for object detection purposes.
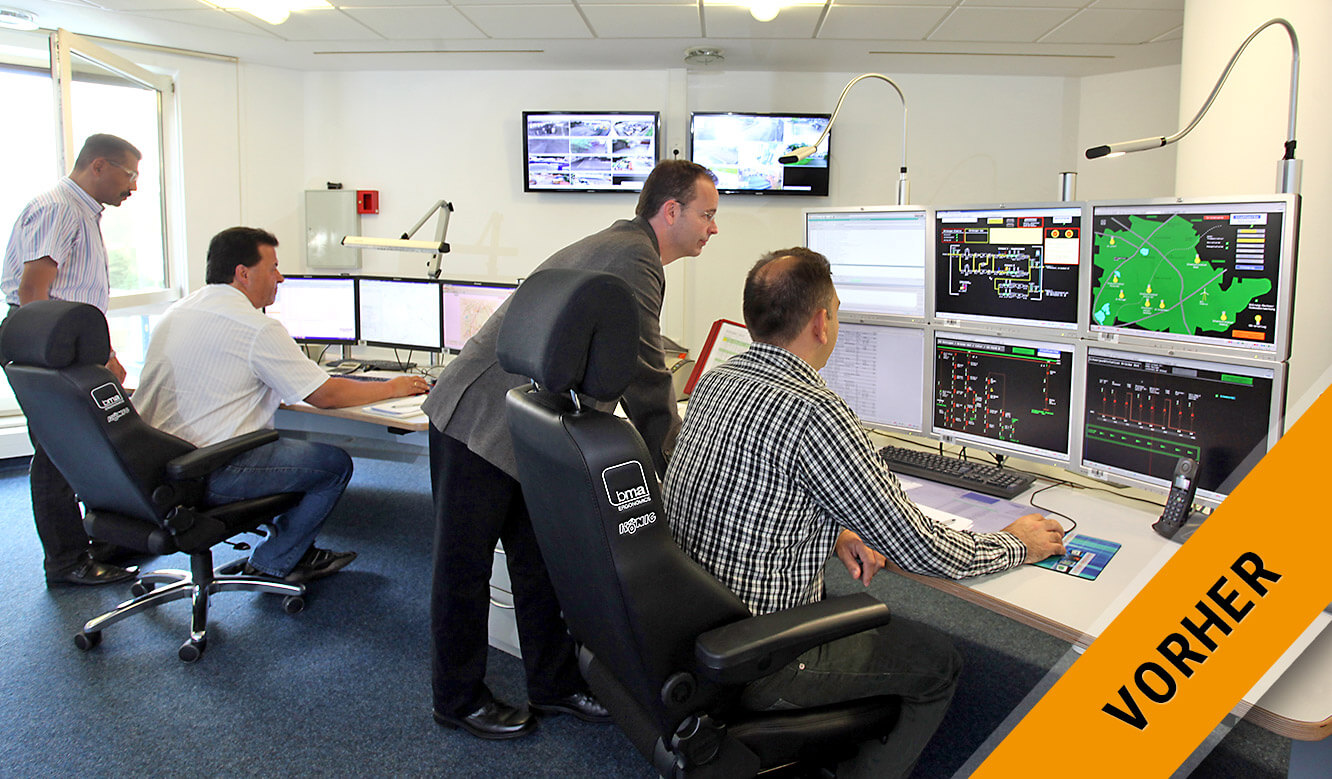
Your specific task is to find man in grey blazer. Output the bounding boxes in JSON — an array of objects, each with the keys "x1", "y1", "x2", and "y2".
[{"x1": 422, "y1": 160, "x2": 720, "y2": 740}]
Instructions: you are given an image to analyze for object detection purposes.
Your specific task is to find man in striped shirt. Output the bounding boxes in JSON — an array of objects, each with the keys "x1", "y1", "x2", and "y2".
[
  {"x1": 663, "y1": 247, "x2": 1065, "y2": 778},
  {"x1": 2, "y1": 134, "x2": 142, "y2": 587}
]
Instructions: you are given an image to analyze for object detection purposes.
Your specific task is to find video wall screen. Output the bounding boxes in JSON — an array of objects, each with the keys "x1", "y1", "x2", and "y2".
[{"x1": 523, "y1": 111, "x2": 660, "y2": 192}]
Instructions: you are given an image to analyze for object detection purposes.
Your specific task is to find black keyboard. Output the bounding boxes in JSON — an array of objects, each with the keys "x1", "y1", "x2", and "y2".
[{"x1": 878, "y1": 445, "x2": 1036, "y2": 500}]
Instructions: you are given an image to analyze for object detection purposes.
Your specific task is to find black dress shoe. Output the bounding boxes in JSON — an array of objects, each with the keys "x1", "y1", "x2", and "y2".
[
  {"x1": 529, "y1": 691, "x2": 611, "y2": 723},
  {"x1": 46, "y1": 554, "x2": 137, "y2": 588},
  {"x1": 242, "y1": 547, "x2": 356, "y2": 584},
  {"x1": 433, "y1": 700, "x2": 536, "y2": 740}
]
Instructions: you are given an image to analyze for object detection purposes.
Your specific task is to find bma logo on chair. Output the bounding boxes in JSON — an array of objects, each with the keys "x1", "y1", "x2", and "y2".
[
  {"x1": 91, "y1": 382, "x2": 124, "y2": 411},
  {"x1": 603, "y1": 461, "x2": 651, "y2": 512}
]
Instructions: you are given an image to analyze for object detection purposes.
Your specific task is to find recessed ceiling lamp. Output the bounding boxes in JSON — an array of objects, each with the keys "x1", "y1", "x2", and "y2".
[
  {"x1": 0, "y1": 7, "x2": 38, "y2": 30},
  {"x1": 748, "y1": 0, "x2": 780, "y2": 22},
  {"x1": 684, "y1": 47, "x2": 724, "y2": 66},
  {"x1": 198, "y1": 0, "x2": 331, "y2": 25}
]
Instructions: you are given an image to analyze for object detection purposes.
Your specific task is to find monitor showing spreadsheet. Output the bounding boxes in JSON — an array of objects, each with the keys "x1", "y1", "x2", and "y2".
[
  {"x1": 266, "y1": 275, "x2": 357, "y2": 344},
  {"x1": 358, "y1": 277, "x2": 444, "y2": 352},
  {"x1": 806, "y1": 206, "x2": 930, "y2": 321},
  {"x1": 820, "y1": 322, "x2": 926, "y2": 432}
]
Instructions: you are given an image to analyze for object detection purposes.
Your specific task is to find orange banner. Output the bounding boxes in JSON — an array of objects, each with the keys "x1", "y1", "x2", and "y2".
[{"x1": 976, "y1": 384, "x2": 1332, "y2": 775}]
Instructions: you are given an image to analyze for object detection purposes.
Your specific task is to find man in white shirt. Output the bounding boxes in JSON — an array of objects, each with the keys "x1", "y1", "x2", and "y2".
[
  {"x1": 133, "y1": 227, "x2": 427, "y2": 582},
  {"x1": 2, "y1": 133, "x2": 140, "y2": 587}
]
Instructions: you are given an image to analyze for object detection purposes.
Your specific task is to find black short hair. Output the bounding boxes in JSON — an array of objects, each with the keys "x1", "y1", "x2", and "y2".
[
  {"x1": 205, "y1": 227, "x2": 280, "y2": 285},
  {"x1": 743, "y1": 247, "x2": 835, "y2": 345},
  {"x1": 635, "y1": 160, "x2": 718, "y2": 220},
  {"x1": 73, "y1": 134, "x2": 141, "y2": 171}
]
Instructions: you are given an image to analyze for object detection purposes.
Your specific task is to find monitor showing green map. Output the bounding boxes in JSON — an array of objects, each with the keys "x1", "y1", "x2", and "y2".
[{"x1": 1086, "y1": 196, "x2": 1298, "y2": 357}]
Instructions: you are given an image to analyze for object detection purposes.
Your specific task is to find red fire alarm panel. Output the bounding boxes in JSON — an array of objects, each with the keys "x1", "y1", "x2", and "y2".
[{"x1": 357, "y1": 190, "x2": 379, "y2": 214}]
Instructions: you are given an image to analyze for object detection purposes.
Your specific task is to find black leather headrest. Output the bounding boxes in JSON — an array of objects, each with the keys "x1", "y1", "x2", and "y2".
[
  {"x1": 496, "y1": 268, "x2": 638, "y2": 401},
  {"x1": 0, "y1": 300, "x2": 111, "y2": 368}
]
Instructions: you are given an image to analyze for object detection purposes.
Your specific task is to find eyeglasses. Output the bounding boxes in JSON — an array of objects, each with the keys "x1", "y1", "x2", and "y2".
[
  {"x1": 685, "y1": 206, "x2": 717, "y2": 223},
  {"x1": 109, "y1": 161, "x2": 139, "y2": 183}
]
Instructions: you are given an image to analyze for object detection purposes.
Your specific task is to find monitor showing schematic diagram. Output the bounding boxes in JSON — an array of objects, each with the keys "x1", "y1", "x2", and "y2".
[
  {"x1": 820, "y1": 322, "x2": 926, "y2": 432},
  {"x1": 933, "y1": 203, "x2": 1084, "y2": 330},
  {"x1": 1080, "y1": 346, "x2": 1284, "y2": 505},
  {"x1": 441, "y1": 280, "x2": 517, "y2": 351},
  {"x1": 930, "y1": 332, "x2": 1076, "y2": 463},
  {"x1": 266, "y1": 275, "x2": 358, "y2": 344},
  {"x1": 1086, "y1": 196, "x2": 1298, "y2": 357},
  {"x1": 805, "y1": 206, "x2": 930, "y2": 320}
]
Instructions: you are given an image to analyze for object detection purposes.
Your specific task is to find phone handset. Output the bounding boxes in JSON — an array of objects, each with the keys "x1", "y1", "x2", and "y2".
[{"x1": 1153, "y1": 457, "x2": 1198, "y2": 539}]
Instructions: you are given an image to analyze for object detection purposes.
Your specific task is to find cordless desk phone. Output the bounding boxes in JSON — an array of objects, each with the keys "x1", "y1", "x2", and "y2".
[{"x1": 1152, "y1": 457, "x2": 1198, "y2": 540}]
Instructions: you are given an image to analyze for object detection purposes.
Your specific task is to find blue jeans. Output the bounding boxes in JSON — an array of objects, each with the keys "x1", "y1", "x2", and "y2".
[
  {"x1": 204, "y1": 438, "x2": 353, "y2": 576},
  {"x1": 739, "y1": 615, "x2": 961, "y2": 779}
]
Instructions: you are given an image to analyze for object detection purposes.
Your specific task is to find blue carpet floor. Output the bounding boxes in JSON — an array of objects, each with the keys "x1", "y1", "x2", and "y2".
[{"x1": 0, "y1": 455, "x2": 1290, "y2": 776}]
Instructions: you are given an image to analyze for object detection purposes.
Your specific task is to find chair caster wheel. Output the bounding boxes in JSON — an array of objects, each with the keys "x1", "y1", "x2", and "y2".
[
  {"x1": 74, "y1": 630, "x2": 101, "y2": 651},
  {"x1": 283, "y1": 595, "x2": 305, "y2": 615},
  {"x1": 179, "y1": 639, "x2": 205, "y2": 663},
  {"x1": 130, "y1": 581, "x2": 154, "y2": 597}
]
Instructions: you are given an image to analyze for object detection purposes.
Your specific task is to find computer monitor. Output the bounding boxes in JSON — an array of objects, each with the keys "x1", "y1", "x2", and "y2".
[
  {"x1": 265, "y1": 275, "x2": 358, "y2": 344},
  {"x1": 805, "y1": 206, "x2": 930, "y2": 321},
  {"x1": 690, "y1": 112, "x2": 831, "y2": 196},
  {"x1": 820, "y1": 322, "x2": 927, "y2": 432},
  {"x1": 441, "y1": 280, "x2": 518, "y2": 351},
  {"x1": 933, "y1": 203, "x2": 1084, "y2": 331},
  {"x1": 1080, "y1": 346, "x2": 1284, "y2": 506},
  {"x1": 357, "y1": 276, "x2": 444, "y2": 352},
  {"x1": 930, "y1": 331, "x2": 1077, "y2": 463},
  {"x1": 1086, "y1": 195, "x2": 1298, "y2": 357}
]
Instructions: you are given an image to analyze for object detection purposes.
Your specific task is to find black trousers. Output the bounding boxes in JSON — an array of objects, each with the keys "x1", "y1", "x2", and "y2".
[
  {"x1": 3, "y1": 304, "x2": 91, "y2": 574},
  {"x1": 428, "y1": 424, "x2": 585, "y2": 716},
  {"x1": 29, "y1": 434, "x2": 90, "y2": 574}
]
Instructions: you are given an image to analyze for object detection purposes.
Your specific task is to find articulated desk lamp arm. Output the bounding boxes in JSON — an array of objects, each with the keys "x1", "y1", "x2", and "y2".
[
  {"x1": 778, "y1": 73, "x2": 910, "y2": 205},
  {"x1": 1084, "y1": 18, "x2": 1301, "y2": 195},
  {"x1": 342, "y1": 198, "x2": 455, "y2": 278}
]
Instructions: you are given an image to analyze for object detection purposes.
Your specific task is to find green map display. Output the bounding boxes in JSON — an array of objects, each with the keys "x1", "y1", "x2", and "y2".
[{"x1": 1090, "y1": 209, "x2": 1281, "y2": 348}]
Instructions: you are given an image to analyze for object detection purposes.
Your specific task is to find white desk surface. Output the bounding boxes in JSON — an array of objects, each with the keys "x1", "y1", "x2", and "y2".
[{"x1": 896, "y1": 465, "x2": 1332, "y2": 741}]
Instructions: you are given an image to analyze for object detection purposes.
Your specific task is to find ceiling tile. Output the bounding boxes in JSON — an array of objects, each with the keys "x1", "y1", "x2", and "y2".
[
  {"x1": 581, "y1": 5, "x2": 701, "y2": 38},
  {"x1": 342, "y1": 5, "x2": 487, "y2": 37},
  {"x1": 91, "y1": 0, "x2": 206, "y2": 10},
  {"x1": 956, "y1": 0, "x2": 1081, "y2": 7},
  {"x1": 125, "y1": 7, "x2": 284, "y2": 35},
  {"x1": 703, "y1": 4, "x2": 824, "y2": 39},
  {"x1": 455, "y1": 4, "x2": 593, "y2": 37},
  {"x1": 257, "y1": 8, "x2": 384, "y2": 39},
  {"x1": 817, "y1": 5, "x2": 947, "y2": 41},
  {"x1": 1089, "y1": 0, "x2": 1184, "y2": 9},
  {"x1": 579, "y1": 0, "x2": 695, "y2": 4},
  {"x1": 1041, "y1": 8, "x2": 1183, "y2": 44},
  {"x1": 930, "y1": 7, "x2": 1074, "y2": 42}
]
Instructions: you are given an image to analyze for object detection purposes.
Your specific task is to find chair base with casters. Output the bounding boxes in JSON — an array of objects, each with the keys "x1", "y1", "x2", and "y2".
[{"x1": 77, "y1": 542, "x2": 307, "y2": 663}]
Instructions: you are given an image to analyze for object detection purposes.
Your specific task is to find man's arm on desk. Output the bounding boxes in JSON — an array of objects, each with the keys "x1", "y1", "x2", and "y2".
[
  {"x1": 304, "y1": 375, "x2": 427, "y2": 409},
  {"x1": 1003, "y1": 513, "x2": 1066, "y2": 563}
]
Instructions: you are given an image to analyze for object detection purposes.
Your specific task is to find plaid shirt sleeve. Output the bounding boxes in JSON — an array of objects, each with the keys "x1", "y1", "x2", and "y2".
[{"x1": 797, "y1": 386, "x2": 1028, "y2": 579}]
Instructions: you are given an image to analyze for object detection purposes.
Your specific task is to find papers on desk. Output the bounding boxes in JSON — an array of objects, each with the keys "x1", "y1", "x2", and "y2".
[
  {"x1": 917, "y1": 505, "x2": 974, "y2": 532},
  {"x1": 365, "y1": 397, "x2": 427, "y2": 418}
]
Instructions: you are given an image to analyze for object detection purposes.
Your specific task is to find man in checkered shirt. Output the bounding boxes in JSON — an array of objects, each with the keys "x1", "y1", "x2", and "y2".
[{"x1": 664, "y1": 247, "x2": 1065, "y2": 778}]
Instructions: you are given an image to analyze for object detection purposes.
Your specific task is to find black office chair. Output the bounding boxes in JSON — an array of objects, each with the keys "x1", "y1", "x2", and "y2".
[
  {"x1": 497, "y1": 269, "x2": 901, "y2": 777},
  {"x1": 1, "y1": 301, "x2": 307, "y2": 662}
]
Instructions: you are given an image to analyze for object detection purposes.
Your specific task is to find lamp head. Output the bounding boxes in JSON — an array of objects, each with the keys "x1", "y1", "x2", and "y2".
[{"x1": 777, "y1": 146, "x2": 817, "y2": 165}]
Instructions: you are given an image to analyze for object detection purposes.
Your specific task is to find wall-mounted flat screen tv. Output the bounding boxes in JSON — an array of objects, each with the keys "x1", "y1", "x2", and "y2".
[
  {"x1": 690, "y1": 112, "x2": 831, "y2": 196},
  {"x1": 523, "y1": 111, "x2": 660, "y2": 193}
]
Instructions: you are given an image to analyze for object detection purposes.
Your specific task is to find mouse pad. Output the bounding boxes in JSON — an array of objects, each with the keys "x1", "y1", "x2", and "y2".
[{"x1": 1034, "y1": 534, "x2": 1121, "y2": 581}]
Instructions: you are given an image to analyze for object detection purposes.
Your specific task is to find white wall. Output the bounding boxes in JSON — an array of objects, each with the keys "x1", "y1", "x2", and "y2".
[
  {"x1": 286, "y1": 67, "x2": 1127, "y2": 350},
  {"x1": 1176, "y1": 0, "x2": 1330, "y2": 420},
  {"x1": 1075, "y1": 65, "x2": 1181, "y2": 200}
]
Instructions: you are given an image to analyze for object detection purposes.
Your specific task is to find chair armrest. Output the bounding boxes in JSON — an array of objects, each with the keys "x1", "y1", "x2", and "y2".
[
  {"x1": 694, "y1": 593, "x2": 891, "y2": 686},
  {"x1": 165, "y1": 430, "x2": 280, "y2": 480}
]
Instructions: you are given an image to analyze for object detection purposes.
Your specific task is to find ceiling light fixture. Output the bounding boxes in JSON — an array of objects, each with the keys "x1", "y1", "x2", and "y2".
[
  {"x1": 198, "y1": 0, "x2": 330, "y2": 25},
  {"x1": 0, "y1": 7, "x2": 38, "y2": 30},
  {"x1": 749, "y1": 0, "x2": 780, "y2": 22},
  {"x1": 684, "y1": 47, "x2": 724, "y2": 66}
]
